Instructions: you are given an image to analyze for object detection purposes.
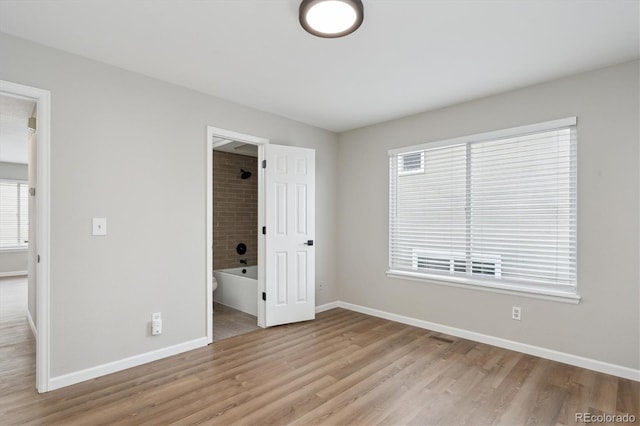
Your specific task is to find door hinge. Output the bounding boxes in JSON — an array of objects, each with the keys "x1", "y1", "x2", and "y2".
[
  {"x1": 262, "y1": 160, "x2": 266, "y2": 169},
  {"x1": 28, "y1": 117, "x2": 37, "y2": 131},
  {"x1": 262, "y1": 292, "x2": 266, "y2": 301},
  {"x1": 37, "y1": 254, "x2": 40, "y2": 263},
  {"x1": 262, "y1": 226, "x2": 266, "y2": 235},
  {"x1": 29, "y1": 187, "x2": 36, "y2": 197}
]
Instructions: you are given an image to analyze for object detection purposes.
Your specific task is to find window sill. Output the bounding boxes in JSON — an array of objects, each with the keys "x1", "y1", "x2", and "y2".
[{"x1": 386, "y1": 269, "x2": 581, "y2": 304}]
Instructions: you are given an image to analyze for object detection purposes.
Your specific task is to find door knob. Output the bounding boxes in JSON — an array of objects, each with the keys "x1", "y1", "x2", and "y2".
[{"x1": 304, "y1": 240, "x2": 314, "y2": 246}]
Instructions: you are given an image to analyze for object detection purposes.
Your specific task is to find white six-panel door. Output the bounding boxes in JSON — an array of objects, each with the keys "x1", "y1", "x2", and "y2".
[{"x1": 264, "y1": 144, "x2": 315, "y2": 327}]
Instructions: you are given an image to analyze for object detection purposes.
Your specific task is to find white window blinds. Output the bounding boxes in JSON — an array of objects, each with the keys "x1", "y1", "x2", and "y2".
[
  {"x1": 0, "y1": 180, "x2": 29, "y2": 249},
  {"x1": 389, "y1": 118, "x2": 577, "y2": 297}
]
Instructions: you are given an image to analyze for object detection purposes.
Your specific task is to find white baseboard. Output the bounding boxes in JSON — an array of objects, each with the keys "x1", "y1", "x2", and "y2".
[
  {"x1": 45, "y1": 301, "x2": 638, "y2": 392},
  {"x1": 315, "y1": 301, "x2": 339, "y2": 313},
  {"x1": 48, "y1": 337, "x2": 208, "y2": 391},
  {"x1": 0, "y1": 270, "x2": 27, "y2": 278},
  {"x1": 335, "y1": 301, "x2": 639, "y2": 382},
  {"x1": 27, "y1": 309, "x2": 37, "y2": 341}
]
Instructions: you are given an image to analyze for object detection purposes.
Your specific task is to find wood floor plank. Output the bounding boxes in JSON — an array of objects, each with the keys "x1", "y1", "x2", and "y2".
[
  {"x1": 32, "y1": 311, "x2": 374, "y2": 424},
  {"x1": 618, "y1": 377, "x2": 640, "y2": 414},
  {"x1": 178, "y1": 321, "x2": 410, "y2": 424},
  {"x1": 0, "y1": 304, "x2": 638, "y2": 425},
  {"x1": 312, "y1": 342, "x2": 456, "y2": 426}
]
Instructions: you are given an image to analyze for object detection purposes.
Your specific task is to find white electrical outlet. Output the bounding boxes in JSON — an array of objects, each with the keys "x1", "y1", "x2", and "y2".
[
  {"x1": 151, "y1": 312, "x2": 162, "y2": 335},
  {"x1": 512, "y1": 306, "x2": 522, "y2": 321}
]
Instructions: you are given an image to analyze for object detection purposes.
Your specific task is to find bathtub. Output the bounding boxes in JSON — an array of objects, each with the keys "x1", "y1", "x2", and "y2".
[{"x1": 213, "y1": 266, "x2": 258, "y2": 316}]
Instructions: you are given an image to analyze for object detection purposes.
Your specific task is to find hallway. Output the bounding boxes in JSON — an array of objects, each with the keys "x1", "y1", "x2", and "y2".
[{"x1": 0, "y1": 277, "x2": 36, "y2": 411}]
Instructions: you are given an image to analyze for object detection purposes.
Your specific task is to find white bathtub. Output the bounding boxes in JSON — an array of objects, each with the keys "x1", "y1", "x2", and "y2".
[{"x1": 213, "y1": 266, "x2": 258, "y2": 316}]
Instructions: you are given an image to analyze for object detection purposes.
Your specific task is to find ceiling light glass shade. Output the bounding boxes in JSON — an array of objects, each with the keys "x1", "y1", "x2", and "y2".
[{"x1": 299, "y1": 0, "x2": 364, "y2": 38}]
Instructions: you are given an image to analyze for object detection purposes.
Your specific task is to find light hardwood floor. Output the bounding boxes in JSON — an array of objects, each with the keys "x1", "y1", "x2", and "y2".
[{"x1": 1, "y1": 292, "x2": 638, "y2": 425}]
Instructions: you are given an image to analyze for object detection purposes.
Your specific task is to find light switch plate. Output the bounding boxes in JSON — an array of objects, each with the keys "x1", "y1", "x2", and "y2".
[{"x1": 92, "y1": 218, "x2": 107, "y2": 236}]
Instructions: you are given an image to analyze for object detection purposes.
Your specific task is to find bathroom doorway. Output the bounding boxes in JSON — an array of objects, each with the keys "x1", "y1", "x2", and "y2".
[
  {"x1": 206, "y1": 127, "x2": 268, "y2": 343},
  {"x1": 211, "y1": 139, "x2": 260, "y2": 341},
  {"x1": 206, "y1": 126, "x2": 317, "y2": 343}
]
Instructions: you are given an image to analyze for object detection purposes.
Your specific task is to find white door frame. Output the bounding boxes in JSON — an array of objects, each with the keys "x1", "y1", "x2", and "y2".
[
  {"x1": 206, "y1": 126, "x2": 269, "y2": 343},
  {"x1": 1, "y1": 80, "x2": 52, "y2": 392}
]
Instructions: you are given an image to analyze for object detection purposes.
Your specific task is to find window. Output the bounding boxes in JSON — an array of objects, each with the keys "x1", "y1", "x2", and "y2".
[
  {"x1": 388, "y1": 118, "x2": 577, "y2": 300},
  {"x1": 398, "y1": 151, "x2": 424, "y2": 175},
  {"x1": 0, "y1": 180, "x2": 29, "y2": 249},
  {"x1": 412, "y1": 250, "x2": 502, "y2": 278}
]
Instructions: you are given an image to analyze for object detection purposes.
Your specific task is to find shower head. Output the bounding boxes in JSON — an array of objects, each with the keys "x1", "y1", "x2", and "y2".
[{"x1": 240, "y1": 169, "x2": 252, "y2": 180}]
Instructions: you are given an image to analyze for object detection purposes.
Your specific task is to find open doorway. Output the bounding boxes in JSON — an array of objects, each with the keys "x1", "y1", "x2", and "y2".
[
  {"x1": 211, "y1": 140, "x2": 260, "y2": 341},
  {"x1": 1, "y1": 80, "x2": 51, "y2": 393},
  {"x1": 206, "y1": 126, "x2": 268, "y2": 343},
  {"x1": 206, "y1": 126, "x2": 317, "y2": 344},
  {"x1": 0, "y1": 92, "x2": 35, "y2": 388}
]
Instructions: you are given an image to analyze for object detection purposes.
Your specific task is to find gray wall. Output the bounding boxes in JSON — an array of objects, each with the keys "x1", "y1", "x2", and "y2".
[
  {"x1": 0, "y1": 161, "x2": 28, "y2": 275},
  {"x1": 0, "y1": 33, "x2": 338, "y2": 377},
  {"x1": 1, "y1": 29, "x2": 637, "y2": 380},
  {"x1": 0, "y1": 161, "x2": 28, "y2": 180},
  {"x1": 337, "y1": 60, "x2": 639, "y2": 370},
  {"x1": 0, "y1": 250, "x2": 27, "y2": 275}
]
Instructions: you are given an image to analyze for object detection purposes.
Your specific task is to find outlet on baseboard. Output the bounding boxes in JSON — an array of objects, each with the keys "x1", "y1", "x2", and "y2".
[{"x1": 512, "y1": 306, "x2": 522, "y2": 321}]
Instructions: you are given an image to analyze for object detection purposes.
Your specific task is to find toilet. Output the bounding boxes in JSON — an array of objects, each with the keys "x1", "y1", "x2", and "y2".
[{"x1": 212, "y1": 275, "x2": 218, "y2": 292}]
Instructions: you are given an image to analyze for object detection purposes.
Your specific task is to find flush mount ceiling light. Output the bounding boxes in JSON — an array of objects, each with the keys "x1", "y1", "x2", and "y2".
[{"x1": 299, "y1": 0, "x2": 364, "y2": 38}]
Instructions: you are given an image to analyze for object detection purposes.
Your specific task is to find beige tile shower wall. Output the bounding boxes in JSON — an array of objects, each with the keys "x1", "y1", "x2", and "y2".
[{"x1": 212, "y1": 151, "x2": 258, "y2": 270}]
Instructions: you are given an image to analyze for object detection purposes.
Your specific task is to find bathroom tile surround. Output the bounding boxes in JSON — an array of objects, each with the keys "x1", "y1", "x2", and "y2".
[{"x1": 212, "y1": 151, "x2": 258, "y2": 270}]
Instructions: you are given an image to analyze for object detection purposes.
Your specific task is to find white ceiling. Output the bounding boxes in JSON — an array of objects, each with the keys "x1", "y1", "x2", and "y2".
[
  {"x1": 0, "y1": 94, "x2": 35, "y2": 164},
  {"x1": 0, "y1": 1, "x2": 638, "y2": 133}
]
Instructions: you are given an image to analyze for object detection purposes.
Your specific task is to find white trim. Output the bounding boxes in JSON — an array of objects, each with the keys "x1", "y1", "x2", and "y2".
[
  {"x1": 315, "y1": 301, "x2": 339, "y2": 313},
  {"x1": 386, "y1": 270, "x2": 581, "y2": 304},
  {"x1": 334, "y1": 301, "x2": 638, "y2": 381},
  {"x1": 206, "y1": 126, "x2": 269, "y2": 341},
  {"x1": 388, "y1": 117, "x2": 577, "y2": 155},
  {"x1": 208, "y1": 127, "x2": 269, "y2": 146},
  {"x1": 27, "y1": 309, "x2": 37, "y2": 340},
  {"x1": 206, "y1": 133, "x2": 213, "y2": 344},
  {"x1": 48, "y1": 337, "x2": 208, "y2": 391},
  {"x1": 0, "y1": 270, "x2": 28, "y2": 277},
  {"x1": 0, "y1": 80, "x2": 52, "y2": 393},
  {"x1": 257, "y1": 143, "x2": 266, "y2": 328}
]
